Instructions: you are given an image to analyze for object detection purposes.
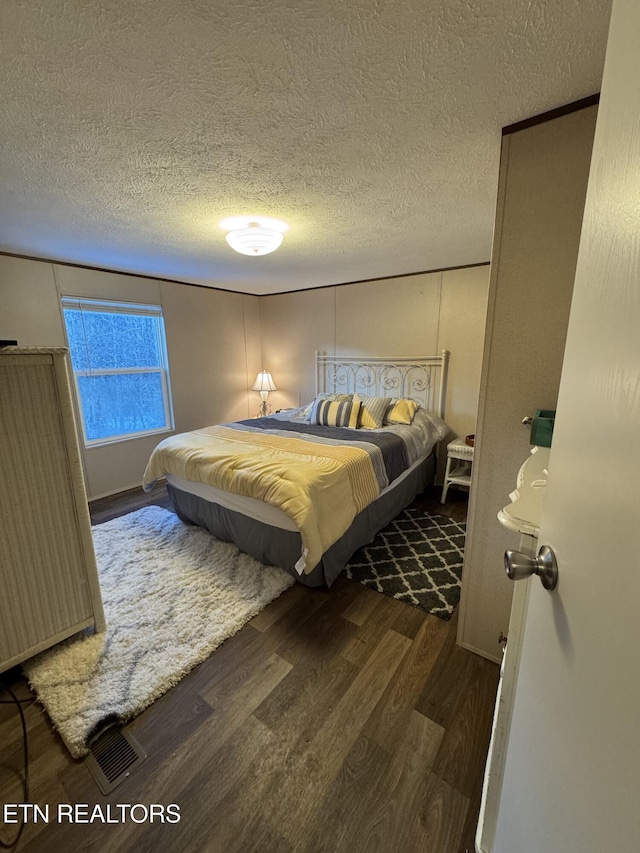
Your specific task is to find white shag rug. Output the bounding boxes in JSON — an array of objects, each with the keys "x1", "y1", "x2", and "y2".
[{"x1": 24, "y1": 506, "x2": 294, "y2": 758}]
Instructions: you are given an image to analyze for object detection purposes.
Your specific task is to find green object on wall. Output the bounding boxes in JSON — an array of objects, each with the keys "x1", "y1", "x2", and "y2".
[{"x1": 530, "y1": 409, "x2": 556, "y2": 447}]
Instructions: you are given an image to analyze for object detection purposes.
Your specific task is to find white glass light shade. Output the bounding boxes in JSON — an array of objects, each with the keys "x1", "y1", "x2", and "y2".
[
  {"x1": 220, "y1": 216, "x2": 289, "y2": 257},
  {"x1": 226, "y1": 225, "x2": 283, "y2": 256},
  {"x1": 252, "y1": 371, "x2": 277, "y2": 392}
]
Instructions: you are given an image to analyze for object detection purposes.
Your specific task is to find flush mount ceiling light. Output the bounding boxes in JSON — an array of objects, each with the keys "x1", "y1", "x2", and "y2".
[{"x1": 220, "y1": 216, "x2": 289, "y2": 257}]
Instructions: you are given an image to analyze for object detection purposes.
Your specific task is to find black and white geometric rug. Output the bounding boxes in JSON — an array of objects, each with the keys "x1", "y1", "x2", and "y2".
[{"x1": 344, "y1": 508, "x2": 466, "y2": 620}]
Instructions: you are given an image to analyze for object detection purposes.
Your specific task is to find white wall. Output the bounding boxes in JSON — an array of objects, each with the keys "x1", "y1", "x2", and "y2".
[
  {"x1": 0, "y1": 256, "x2": 261, "y2": 499},
  {"x1": 261, "y1": 265, "x2": 490, "y2": 446},
  {"x1": 458, "y1": 105, "x2": 598, "y2": 663},
  {"x1": 0, "y1": 254, "x2": 489, "y2": 498},
  {"x1": 0, "y1": 255, "x2": 66, "y2": 346}
]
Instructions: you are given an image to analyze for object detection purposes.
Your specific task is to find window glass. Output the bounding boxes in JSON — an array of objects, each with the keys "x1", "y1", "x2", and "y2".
[
  {"x1": 61, "y1": 298, "x2": 173, "y2": 445},
  {"x1": 65, "y1": 310, "x2": 162, "y2": 370},
  {"x1": 77, "y1": 373, "x2": 167, "y2": 441}
]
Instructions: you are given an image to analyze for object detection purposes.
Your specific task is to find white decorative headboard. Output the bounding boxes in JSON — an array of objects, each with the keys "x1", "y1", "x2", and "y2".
[{"x1": 315, "y1": 351, "x2": 450, "y2": 419}]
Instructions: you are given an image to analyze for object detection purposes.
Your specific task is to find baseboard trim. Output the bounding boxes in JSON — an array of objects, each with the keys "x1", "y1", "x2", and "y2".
[
  {"x1": 457, "y1": 639, "x2": 502, "y2": 666},
  {"x1": 88, "y1": 478, "x2": 166, "y2": 504}
]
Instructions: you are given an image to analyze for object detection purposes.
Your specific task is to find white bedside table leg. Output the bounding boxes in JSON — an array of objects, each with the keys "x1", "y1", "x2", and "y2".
[{"x1": 441, "y1": 456, "x2": 452, "y2": 503}]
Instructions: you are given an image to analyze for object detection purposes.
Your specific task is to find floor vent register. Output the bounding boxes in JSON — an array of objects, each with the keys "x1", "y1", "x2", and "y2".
[{"x1": 85, "y1": 723, "x2": 147, "y2": 795}]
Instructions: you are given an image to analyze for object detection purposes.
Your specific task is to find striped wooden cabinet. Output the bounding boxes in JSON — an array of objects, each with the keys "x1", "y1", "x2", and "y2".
[{"x1": 0, "y1": 347, "x2": 105, "y2": 673}]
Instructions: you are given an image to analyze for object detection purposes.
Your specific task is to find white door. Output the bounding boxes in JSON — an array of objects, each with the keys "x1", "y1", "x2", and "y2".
[{"x1": 484, "y1": 1, "x2": 640, "y2": 851}]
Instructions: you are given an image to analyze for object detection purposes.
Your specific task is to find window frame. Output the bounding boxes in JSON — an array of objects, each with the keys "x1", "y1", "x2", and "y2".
[{"x1": 61, "y1": 296, "x2": 175, "y2": 448}]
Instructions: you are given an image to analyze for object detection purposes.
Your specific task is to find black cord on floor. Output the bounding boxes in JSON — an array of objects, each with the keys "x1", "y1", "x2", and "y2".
[{"x1": 0, "y1": 684, "x2": 30, "y2": 850}]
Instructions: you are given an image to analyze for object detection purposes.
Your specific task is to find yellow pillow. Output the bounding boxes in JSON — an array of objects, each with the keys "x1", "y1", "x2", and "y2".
[{"x1": 386, "y1": 399, "x2": 419, "y2": 425}]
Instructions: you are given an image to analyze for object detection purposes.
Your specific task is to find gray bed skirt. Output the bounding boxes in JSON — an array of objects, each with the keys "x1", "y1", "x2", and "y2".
[{"x1": 167, "y1": 453, "x2": 436, "y2": 588}]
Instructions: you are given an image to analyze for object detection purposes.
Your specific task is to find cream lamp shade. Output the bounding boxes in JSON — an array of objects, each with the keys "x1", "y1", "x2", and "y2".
[
  {"x1": 251, "y1": 371, "x2": 277, "y2": 393},
  {"x1": 220, "y1": 216, "x2": 289, "y2": 257},
  {"x1": 252, "y1": 371, "x2": 277, "y2": 417}
]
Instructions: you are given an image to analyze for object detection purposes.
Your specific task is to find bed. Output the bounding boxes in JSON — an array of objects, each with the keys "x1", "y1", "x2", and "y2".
[{"x1": 142, "y1": 352, "x2": 450, "y2": 587}]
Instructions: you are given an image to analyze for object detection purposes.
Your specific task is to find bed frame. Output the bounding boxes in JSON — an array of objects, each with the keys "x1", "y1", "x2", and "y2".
[
  {"x1": 167, "y1": 351, "x2": 451, "y2": 587},
  {"x1": 315, "y1": 350, "x2": 449, "y2": 420}
]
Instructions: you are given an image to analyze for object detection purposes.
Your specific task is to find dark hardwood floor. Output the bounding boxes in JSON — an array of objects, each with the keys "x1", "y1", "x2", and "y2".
[{"x1": 0, "y1": 485, "x2": 497, "y2": 853}]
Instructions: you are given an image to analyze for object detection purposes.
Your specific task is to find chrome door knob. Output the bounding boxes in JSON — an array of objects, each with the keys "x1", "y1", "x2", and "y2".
[{"x1": 504, "y1": 545, "x2": 558, "y2": 591}]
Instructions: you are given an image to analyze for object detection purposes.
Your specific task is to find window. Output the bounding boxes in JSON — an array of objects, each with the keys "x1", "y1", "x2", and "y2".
[{"x1": 61, "y1": 297, "x2": 174, "y2": 446}]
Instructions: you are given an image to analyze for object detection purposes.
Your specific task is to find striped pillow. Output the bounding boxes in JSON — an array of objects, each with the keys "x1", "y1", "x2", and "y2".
[
  {"x1": 310, "y1": 395, "x2": 361, "y2": 428},
  {"x1": 304, "y1": 393, "x2": 351, "y2": 423},
  {"x1": 356, "y1": 394, "x2": 392, "y2": 429}
]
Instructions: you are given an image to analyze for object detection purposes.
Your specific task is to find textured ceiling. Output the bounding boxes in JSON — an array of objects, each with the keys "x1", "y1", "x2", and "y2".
[{"x1": 0, "y1": 0, "x2": 611, "y2": 295}]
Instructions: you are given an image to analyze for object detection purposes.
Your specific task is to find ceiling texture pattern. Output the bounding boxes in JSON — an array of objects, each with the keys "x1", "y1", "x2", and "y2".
[{"x1": 0, "y1": 0, "x2": 611, "y2": 294}]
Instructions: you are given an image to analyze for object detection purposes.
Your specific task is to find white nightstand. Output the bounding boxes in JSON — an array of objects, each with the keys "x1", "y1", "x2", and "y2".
[{"x1": 441, "y1": 437, "x2": 474, "y2": 503}]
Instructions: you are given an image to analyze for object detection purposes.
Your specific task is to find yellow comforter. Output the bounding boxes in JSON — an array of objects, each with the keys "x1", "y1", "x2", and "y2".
[{"x1": 142, "y1": 425, "x2": 380, "y2": 574}]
